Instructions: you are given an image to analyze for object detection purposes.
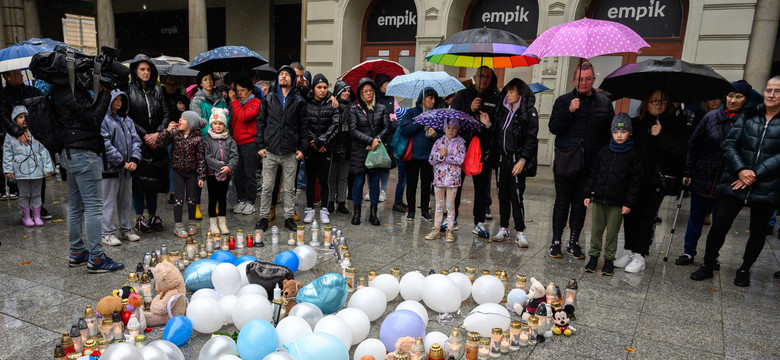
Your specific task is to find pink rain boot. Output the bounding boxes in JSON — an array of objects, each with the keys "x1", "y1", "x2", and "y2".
[
  {"x1": 32, "y1": 207, "x2": 44, "y2": 226},
  {"x1": 21, "y1": 207, "x2": 34, "y2": 227}
]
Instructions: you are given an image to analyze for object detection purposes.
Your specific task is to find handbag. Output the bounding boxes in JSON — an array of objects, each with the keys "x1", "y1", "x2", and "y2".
[
  {"x1": 401, "y1": 137, "x2": 414, "y2": 161},
  {"x1": 365, "y1": 142, "x2": 392, "y2": 169},
  {"x1": 389, "y1": 125, "x2": 409, "y2": 159},
  {"x1": 553, "y1": 140, "x2": 584, "y2": 177},
  {"x1": 658, "y1": 172, "x2": 681, "y2": 196},
  {"x1": 462, "y1": 136, "x2": 483, "y2": 176}
]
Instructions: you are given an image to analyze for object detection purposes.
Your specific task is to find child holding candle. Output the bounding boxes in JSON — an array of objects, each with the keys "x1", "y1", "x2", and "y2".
[{"x1": 426, "y1": 117, "x2": 467, "y2": 242}]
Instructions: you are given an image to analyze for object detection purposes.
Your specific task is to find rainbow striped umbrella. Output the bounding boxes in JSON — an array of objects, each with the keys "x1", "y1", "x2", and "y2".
[{"x1": 425, "y1": 27, "x2": 538, "y2": 68}]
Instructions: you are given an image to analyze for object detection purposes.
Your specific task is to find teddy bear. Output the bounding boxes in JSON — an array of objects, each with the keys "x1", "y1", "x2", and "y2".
[
  {"x1": 384, "y1": 336, "x2": 415, "y2": 360},
  {"x1": 282, "y1": 279, "x2": 304, "y2": 314},
  {"x1": 552, "y1": 304, "x2": 576, "y2": 336},
  {"x1": 512, "y1": 277, "x2": 546, "y2": 322},
  {"x1": 144, "y1": 261, "x2": 187, "y2": 327},
  {"x1": 96, "y1": 295, "x2": 123, "y2": 319}
]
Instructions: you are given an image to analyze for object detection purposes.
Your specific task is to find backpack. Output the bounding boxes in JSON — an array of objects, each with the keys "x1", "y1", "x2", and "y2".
[
  {"x1": 22, "y1": 94, "x2": 63, "y2": 154},
  {"x1": 462, "y1": 136, "x2": 483, "y2": 176}
]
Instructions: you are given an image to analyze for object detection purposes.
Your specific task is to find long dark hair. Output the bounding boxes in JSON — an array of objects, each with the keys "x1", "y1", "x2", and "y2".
[{"x1": 638, "y1": 90, "x2": 673, "y2": 120}]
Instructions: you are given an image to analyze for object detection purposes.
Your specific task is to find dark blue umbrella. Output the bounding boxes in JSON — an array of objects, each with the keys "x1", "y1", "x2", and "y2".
[
  {"x1": 17, "y1": 38, "x2": 68, "y2": 49},
  {"x1": 413, "y1": 108, "x2": 482, "y2": 132},
  {"x1": 190, "y1": 46, "x2": 268, "y2": 72},
  {"x1": 0, "y1": 43, "x2": 51, "y2": 72},
  {"x1": 528, "y1": 82, "x2": 550, "y2": 94}
]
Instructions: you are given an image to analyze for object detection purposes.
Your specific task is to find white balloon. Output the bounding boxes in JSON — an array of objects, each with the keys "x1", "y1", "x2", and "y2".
[
  {"x1": 139, "y1": 345, "x2": 169, "y2": 360},
  {"x1": 354, "y1": 338, "x2": 387, "y2": 360},
  {"x1": 293, "y1": 245, "x2": 317, "y2": 271},
  {"x1": 336, "y1": 308, "x2": 371, "y2": 345},
  {"x1": 218, "y1": 295, "x2": 238, "y2": 324},
  {"x1": 275, "y1": 316, "x2": 312, "y2": 346},
  {"x1": 313, "y1": 315, "x2": 352, "y2": 349},
  {"x1": 186, "y1": 298, "x2": 225, "y2": 333},
  {"x1": 420, "y1": 274, "x2": 460, "y2": 313},
  {"x1": 236, "y1": 261, "x2": 250, "y2": 287},
  {"x1": 463, "y1": 303, "x2": 512, "y2": 337},
  {"x1": 191, "y1": 288, "x2": 221, "y2": 302},
  {"x1": 369, "y1": 274, "x2": 400, "y2": 301},
  {"x1": 399, "y1": 271, "x2": 425, "y2": 301},
  {"x1": 236, "y1": 283, "x2": 269, "y2": 298},
  {"x1": 471, "y1": 275, "x2": 504, "y2": 304},
  {"x1": 199, "y1": 335, "x2": 238, "y2": 360},
  {"x1": 348, "y1": 287, "x2": 387, "y2": 321},
  {"x1": 212, "y1": 263, "x2": 241, "y2": 296},
  {"x1": 231, "y1": 293, "x2": 273, "y2": 330},
  {"x1": 147, "y1": 340, "x2": 185, "y2": 360},
  {"x1": 506, "y1": 289, "x2": 527, "y2": 311},
  {"x1": 395, "y1": 300, "x2": 429, "y2": 325},
  {"x1": 288, "y1": 303, "x2": 324, "y2": 330},
  {"x1": 101, "y1": 342, "x2": 143, "y2": 360},
  {"x1": 447, "y1": 272, "x2": 472, "y2": 302},
  {"x1": 218, "y1": 356, "x2": 242, "y2": 360},
  {"x1": 423, "y1": 331, "x2": 449, "y2": 353}
]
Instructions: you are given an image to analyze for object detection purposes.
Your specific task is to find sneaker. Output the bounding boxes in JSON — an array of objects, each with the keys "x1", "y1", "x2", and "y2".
[
  {"x1": 0, "y1": 193, "x2": 7, "y2": 201},
  {"x1": 119, "y1": 230, "x2": 140, "y2": 242},
  {"x1": 625, "y1": 254, "x2": 646, "y2": 273},
  {"x1": 445, "y1": 229, "x2": 455, "y2": 243},
  {"x1": 319, "y1": 209, "x2": 330, "y2": 224},
  {"x1": 614, "y1": 251, "x2": 635, "y2": 268},
  {"x1": 472, "y1": 222, "x2": 489, "y2": 238},
  {"x1": 675, "y1": 254, "x2": 694, "y2": 266},
  {"x1": 421, "y1": 211, "x2": 433, "y2": 222},
  {"x1": 485, "y1": 208, "x2": 493, "y2": 220},
  {"x1": 734, "y1": 269, "x2": 750, "y2": 287},
  {"x1": 424, "y1": 227, "x2": 440, "y2": 240},
  {"x1": 566, "y1": 244, "x2": 585, "y2": 260},
  {"x1": 40, "y1": 207, "x2": 53, "y2": 220},
  {"x1": 135, "y1": 216, "x2": 151, "y2": 233},
  {"x1": 364, "y1": 193, "x2": 370, "y2": 201},
  {"x1": 601, "y1": 259, "x2": 615, "y2": 276},
  {"x1": 233, "y1": 202, "x2": 247, "y2": 214},
  {"x1": 87, "y1": 255, "x2": 125, "y2": 274},
  {"x1": 101, "y1": 234, "x2": 122, "y2": 246},
  {"x1": 255, "y1": 218, "x2": 269, "y2": 231},
  {"x1": 284, "y1": 218, "x2": 297, "y2": 232},
  {"x1": 149, "y1": 215, "x2": 164, "y2": 232},
  {"x1": 492, "y1": 228, "x2": 510, "y2": 242},
  {"x1": 7, "y1": 192, "x2": 18, "y2": 200},
  {"x1": 392, "y1": 202, "x2": 408, "y2": 212},
  {"x1": 241, "y1": 203, "x2": 256, "y2": 215},
  {"x1": 69, "y1": 251, "x2": 90, "y2": 267},
  {"x1": 690, "y1": 264, "x2": 714, "y2": 281},
  {"x1": 379, "y1": 190, "x2": 386, "y2": 202},
  {"x1": 187, "y1": 224, "x2": 197, "y2": 236},
  {"x1": 173, "y1": 223, "x2": 188, "y2": 238},
  {"x1": 549, "y1": 244, "x2": 563, "y2": 258},
  {"x1": 584, "y1": 256, "x2": 598, "y2": 273},
  {"x1": 515, "y1": 232, "x2": 529, "y2": 248},
  {"x1": 406, "y1": 211, "x2": 415, "y2": 221},
  {"x1": 303, "y1": 207, "x2": 316, "y2": 223}
]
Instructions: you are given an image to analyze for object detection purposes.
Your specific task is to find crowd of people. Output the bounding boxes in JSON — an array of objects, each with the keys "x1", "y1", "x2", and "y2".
[{"x1": 1, "y1": 57, "x2": 779, "y2": 287}]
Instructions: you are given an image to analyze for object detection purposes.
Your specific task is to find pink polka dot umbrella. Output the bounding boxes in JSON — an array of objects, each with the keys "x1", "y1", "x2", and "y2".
[{"x1": 523, "y1": 18, "x2": 649, "y2": 60}]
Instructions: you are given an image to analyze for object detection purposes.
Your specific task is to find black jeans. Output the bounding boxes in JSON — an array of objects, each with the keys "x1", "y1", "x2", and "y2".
[
  {"x1": 206, "y1": 175, "x2": 230, "y2": 217},
  {"x1": 405, "y1": 159, "x2": 433, "y2": 213},
  {"x1": 234, "y1": 143, "x2": 258, "y2": 204},
  {"x1": 623, "y1": 184, "x2": 665, "y2": 256},
  {"x1": 551, "y1": 172, "x2": 588, "y2": 246},
  {"x1": 305, "y1": 152, "x2": 331, "y2": 208},
  {"x1": 454, "y1": 167, "x2": 491, "y2": 224},
  {"x1": 497, "y1": 156, "x2": 526, "y2": 231},
  {"x1": 703, "y1": 196, "x2": 774, "y2": 269},
  {"x1": 172, "y1": 172, "x2": 198, "y2": 223}
]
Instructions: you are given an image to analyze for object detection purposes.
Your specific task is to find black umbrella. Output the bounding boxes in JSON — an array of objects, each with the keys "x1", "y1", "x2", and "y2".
[
  {"x1": 599, "y1": 57, "x2": 735, "y2": 102},
  {"x1": 252, "y1": 64, "x2": 278, "y2": 81}
]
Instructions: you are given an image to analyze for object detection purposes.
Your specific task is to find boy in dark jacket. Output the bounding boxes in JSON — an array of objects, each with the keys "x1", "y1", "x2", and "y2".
[{"x1": 583, "y1": 113, "x2": 642, "y2": 275}]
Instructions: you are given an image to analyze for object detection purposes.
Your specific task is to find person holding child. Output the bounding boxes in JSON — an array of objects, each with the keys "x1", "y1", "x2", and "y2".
[
  {"x1": 426, "y1": 118, "x2": 467, "y2": 242},
  {"x1": 204, "y1": 109, "x2": 238, "y2": 235}
]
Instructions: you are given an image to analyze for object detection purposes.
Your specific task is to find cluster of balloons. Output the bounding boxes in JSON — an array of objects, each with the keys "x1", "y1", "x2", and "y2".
[{"x1": 96, "y1": 340, "x2": 185, "y2": 360}]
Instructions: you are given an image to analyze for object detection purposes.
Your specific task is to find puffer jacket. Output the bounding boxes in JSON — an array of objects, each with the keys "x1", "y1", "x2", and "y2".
[
  {"x1": 49, "y1": 85, "x2": 111, "y2": 154},
  {"x1": 549, "y1": 90, "x2": 614, "y2": 170},
  {"x1": 492, "y1": 79, "x2": 539, "y2": 177},
  {"x1": 230, "y1": 95, "x2": 260, "y2": 146},
  {"x1": 400, "y1": 87, "x2": 441, "y2": 160},
  {"x1": 715, "y1": 104, "x2": 780, "y2": 205},
  {"x1": 101, "y1": 90, "x2": 142, "y2": 176},
  {"x1": 631, "y1": 112, "x2": 688, "y2": 188},
  {"x1": 304, "y1": 91, "x2": 340, "y2": 155},
  {"x1": 348, "y1": 78, "x2": 393, "y2": 174},
  {"x1": 331, "y1": 80, "x2": 353, "y2": 160},
  {"x1": 155, "y1": 129, "x2": 206, "y2": 180},
  {"x1": 2, "y1": 132, "x2": 53, "y2": 180},
  {"x1": 192, "y1": 89, "x2": 229, "y2": 137},
  {"x1": 451, "y1": 69, "x2": 500, "y2": 162},
  {"x1": 584, "y1": 143, "x2": 642, "y2": 208},
  {"x1": 685, "y1": 105, "x2": 740, "y2": 197},
  {"x1": 255, "y1": 66, "x2": 307, "y2": 155},
  {"x1": 203, "y1": 131, "x2": 239, "y2": 176}
]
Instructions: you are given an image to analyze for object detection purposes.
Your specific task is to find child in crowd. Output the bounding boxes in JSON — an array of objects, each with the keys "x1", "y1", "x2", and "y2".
[
  {"x1": 101, "y1": 90, "x2": 142, "y2": 245},
  {"x1": 203, "y1": 109, "x2": 238, "y2": 235},
  {"x1": 156, "y1": 110, "x2": 206, "y2": 238},
  {"x1": 426, "y1": 118, "x2": 467, "y2": 242},
  {"x1": 583, "y1": 113, "x2": 642, "y2": 276},
  {"x1": 2, "y1": 105, "x2": 53, "y2": 227}
]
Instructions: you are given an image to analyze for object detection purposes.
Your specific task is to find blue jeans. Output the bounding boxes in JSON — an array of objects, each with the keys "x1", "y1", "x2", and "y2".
[
  {"x1": 297, "y1": 158, "x2": 307, "y2": 189},
  {"x1": 682, "y1": 193, "x2": 720, "y2": 257},
  {"x1": 353, "y1": 172, "x2": 381, "y2": 206},
  {"x1": 61, "y1": 150, "x2": 104, "y2": 261},
  {"x1": 380, "y1": 171, "x2": 390, "y2": 191},
  {"x1": 394, "y1": 161, "x2": 406, "y2": 203}
]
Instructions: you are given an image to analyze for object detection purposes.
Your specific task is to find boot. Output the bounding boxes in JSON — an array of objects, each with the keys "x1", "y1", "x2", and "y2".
[
  {"x1": 209, "y1": 217, "x2": 220, "y2": 235},
  {"x1": 337, "y1": 202, "x2": 349, "y2": 214},
  {"x1": 218, "y1": 216, "x2": 230, "y2": 235},
  {"x1": 32, "y1": 207, "x2": 44, "y2": 226},
  {"x1": 351, "y1": 204, "x2": 361, "y2": 225},
  {"x1": 327, "y1": 201, "x2": 335, "y2": 214},
  {"x1": 369, "y1": 205, "x2": 380, "y2": 226},
  {"x1": 194, "y1": 205, "x2": 202, "y2": 220},
  {"x1": 21, "y1": 207, "x2": 34, "y2": 227}
]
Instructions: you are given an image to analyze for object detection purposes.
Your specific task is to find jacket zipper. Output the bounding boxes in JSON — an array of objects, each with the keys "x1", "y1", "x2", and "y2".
[{"x1": 744, "y1": 120, "x2": 770, "y2": 204}]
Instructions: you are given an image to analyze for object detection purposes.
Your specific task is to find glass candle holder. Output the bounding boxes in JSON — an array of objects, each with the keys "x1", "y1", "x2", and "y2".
[
  {"x1": 323, "y1": 225, "x2": 332, "y2": 247},
  {"x1": 501, "y1": 330, "x2": 510, "y2": 353},
  {"x1": 288, "y1": 232, "x2": 296, "y2": 245},
  {"x1": 515, "y1": 274, "x2": 527, "y2": 292},
  {"x1": 564, "y1": 278, "x2": 578, "y2": 307},
  {"x1": 477, "y1": 338, "x2": 490, "y2": 360},
  {"x1": 519, "y1": 325, "x2": 531, "y2": 346},
  {"x1": 466, "y1": 331, "x2": 480, "y2": 360},
  {"x1": 99, "y1": 318, "x2": 113, "y2": 340},
  {"x1": 528, "y1": 316, "x2": 539, "y2": 344},
  {"x1": 465, "y1": 267, "x2": 476, "y2": 283},
  {"x1": 296, "y1": 225, "x2": 305, "y2": 245},
  {"x1": 509, "y1": 321, "x2": 521, "y2": 351},
  {"x1": 236, "y1": 229, "x2": 245, "y2": 248},
  {"x1": 489, "y1": 328, "x2": 502, "y2": 357}
]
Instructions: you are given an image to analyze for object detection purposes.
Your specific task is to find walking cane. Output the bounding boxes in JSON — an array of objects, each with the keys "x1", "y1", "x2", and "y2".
[{"x1": 662, "y1": 188, "x2": 687, "y2": 262}]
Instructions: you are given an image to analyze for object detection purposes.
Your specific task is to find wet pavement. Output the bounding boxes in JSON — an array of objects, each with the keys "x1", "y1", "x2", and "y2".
[{"x1": 1, "y1": 165, "x2": 778, "y2": 359}]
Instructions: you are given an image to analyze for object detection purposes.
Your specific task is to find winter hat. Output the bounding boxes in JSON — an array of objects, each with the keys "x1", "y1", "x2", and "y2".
[
  {"x1": 375, "y1": 73, "x2": 392, "y2": 88},
  {"x1": 209, "y1": 108, "x2": 228, "y2": 127},
  {"x1": 182, "y1": 111, "x2": 204, "y2": 131},
  {"x1": 611, "y1": 113, "x2": 633, "y2": 133},
  {"x1": 445, "y1": 117, "x2": 460, "y2": 128},
  {"x1": 730, "y1": 80, "x2": 752, "y2": 98},
  {"x1": 312, "y1": 73, "x2": 328, "y2": 87},
  {"x1": 278, "y1": 65, "x2": 298, "y2": 87},
  {"x1": 11, "y1": 105, "x2": 27, "y2": 120},
  {"x1": 303, "y1": 70, "x2": 312, "y2": 87}
]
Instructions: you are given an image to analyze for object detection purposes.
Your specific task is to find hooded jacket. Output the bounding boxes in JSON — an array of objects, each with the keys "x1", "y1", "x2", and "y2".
[
  {"x1": 549, "y1": 89, "x2": 615, "y2": 172},
  {"x1": 192, "y1": 88, "x2": 229, "y2": 137},
  {"x1": 155, "y1": 113, "x2": 207, "y2": 180},
  {"x1": 304, "y1": 89, "x2": 340, "y2": 154},
  {"x1": 450, "y1": 68, "x2": 500, "y2": 162},
  {"x1": 203, "y1": 129, "x2": 239, "y2": 176},
  {"x1": 332, "y1": 80, "x2": 354, "y2": 160},
  {"x1": 685, "y1": 105, "x2": 741, "y2": 197},
  {"x1": 101, "y1": 90, "x2": 142, "y2": 176},
  {"x1": 2, "y1": 129, "x2": 54, "y2": 180},
  {"x1": 348, "y1": 78, "x2": 393, "y2": 174},
  {"x1": 584, "y1": 143, "x2": 642, "y2": 208},
  {"x1": 255, "y1": 65, "x2": 308, "y2": 155},
  {"x1": 49, "y1": 84, "x2": 111, "y2": 154},
  {"x1": 400, "y1": 87, "x2": 442, "y2": 160},
  {"x1": 492, "y1": 79, "x2": 539, "y2": 177},
  {"x1": 230, "y1": 94, "x2": 261, "y2": 146}
]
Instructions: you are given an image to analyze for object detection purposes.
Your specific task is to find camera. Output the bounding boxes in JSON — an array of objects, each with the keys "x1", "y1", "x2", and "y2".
[{"x1": 30, "y1": 45, "x2": 130, "y2": 92}]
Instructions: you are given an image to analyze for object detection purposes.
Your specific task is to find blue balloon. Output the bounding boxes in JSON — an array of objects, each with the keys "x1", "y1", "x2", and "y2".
[
  {"x1": 162, "y1": 315, "x2": 192, "y2": 346},
  {"x1": 237, "y1": 319, "x2": 279, "y2": 360},
  {"x1": 379, "y1": 310, "x2": 426, "y2": 352},
  {"x1": 211, "y1": 250, "x2": 237, "y2": 263},
  {"x1": 273, "y1": 250, "x2": 299, "y2": 273},
  {"x1": 506, "y1": 289, "x2": 527, "y2": 311},
  {"x1": 295, "y1": 273, "x2": 348, "y2": 314},
  {"x1": 184, "y1": 259, "x2": 221, "y2": 291},
  {"x1": 234, "y1": 255, "x2": 259, "y2": 265},
  {"x1": 285, "y1": 332, "x2": 348, "y2": 360}
]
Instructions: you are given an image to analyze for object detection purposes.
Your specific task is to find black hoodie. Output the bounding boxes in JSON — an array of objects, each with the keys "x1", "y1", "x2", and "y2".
[
  {"x1": 126, "y1": 54, "x2": 171, "y2": 137},
  {"x1": 451, "y1": 68, "x2": 501, "y2": 162},
  {"x1": 492, "y1": 79, "x2": 539, "y2": 177},
  {"x1": 331, "y1": 80, "x2": 354, "y2": 159}
]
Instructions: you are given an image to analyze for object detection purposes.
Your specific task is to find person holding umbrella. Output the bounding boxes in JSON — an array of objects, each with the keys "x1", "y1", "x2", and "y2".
[{"x1": 691, "y1": 76, "x2": 780, "y2": 287}]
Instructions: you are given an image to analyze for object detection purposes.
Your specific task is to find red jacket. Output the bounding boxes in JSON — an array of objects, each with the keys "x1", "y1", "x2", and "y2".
[{"x1": 230, "y1": 97, "x2": 261, "y2": 146}]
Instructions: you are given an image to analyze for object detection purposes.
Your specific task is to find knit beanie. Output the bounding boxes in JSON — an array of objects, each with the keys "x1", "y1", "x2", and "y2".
[
  {"x1": 11, "y1": 105, "x2": 27, "y2": 120},
  {"x1": 182, "y1": 110, "x2": 204, "y2": 131},
  {"x1": 730, "y1": 80, "x2": 752, "y2": 98},
  {"x1": 312, "y1": 73, "x2": 328, "y2": 87},
  {"x1": 611, "y1": 113, "x2": 633, "y2": 133},
  {"x1": 209, "y1": 108, "x2": 228, "y2": 127}
]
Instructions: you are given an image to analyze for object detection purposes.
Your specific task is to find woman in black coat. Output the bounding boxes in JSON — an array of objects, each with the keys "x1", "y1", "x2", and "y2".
[
  {"x1": 328, "y1": 80, "x2": 353, "y2": 215},
  {"x1": 302, "y1": 74, "x2": 339, "y2": 224},
  {"x1": 348, "y1": 78, "x2": 392, "y2": 226}
]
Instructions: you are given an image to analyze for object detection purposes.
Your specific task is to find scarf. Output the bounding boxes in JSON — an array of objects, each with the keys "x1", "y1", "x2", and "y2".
[
  {"x1": 208, "y1": 128, "x2": 229, "y2": 140},
  {"x1": 609, "y1": 138, "x2": 634, "y2": 153},
  {"x1": 239, "y1": 93, "x2": 255, "y2": 106},
  {"x1": 724, "y1": 108, "x2": 740, "y2": 118}
]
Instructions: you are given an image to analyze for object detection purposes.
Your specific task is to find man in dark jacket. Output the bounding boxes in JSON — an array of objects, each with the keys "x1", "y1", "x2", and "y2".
[
  {"x1": 548, "y1": 62, "x2": 614, "y2": 259},
  {"x1": 451, "y1": 66, "x2": 499, "y2": 238},
  {"x1": 255, "y1": 65, "x2": 307, "y2": 232}
]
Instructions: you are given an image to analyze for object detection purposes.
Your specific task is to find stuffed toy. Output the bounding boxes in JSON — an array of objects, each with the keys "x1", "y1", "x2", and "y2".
[
  {"x1": 114, "y1": 285, "x2": 135, "y2": 299},
  {"x1": 360, "y1": 357, "x2": 375, "y2": 360},
  {"x1": 552, "y1": 305, "x2": 576, "y2": 336},
  {"x1": 125, "y1": 291, "x2": 147, "y2": 330},
  {"x1": 513, "y1": 277, "x2": 546, "y2": 322},
  {"x1": 384, "y1": 336, "x2": 415, "y2": 360},
  {"x1": 96, "y1": 295, "x2": 123, "y2": 319},
  {"x1": 144, "y1": 261, "x2": 187, "y2": 327},
  {"x1": 282, "y1": 279, "x2": 304, "y2": 314}
]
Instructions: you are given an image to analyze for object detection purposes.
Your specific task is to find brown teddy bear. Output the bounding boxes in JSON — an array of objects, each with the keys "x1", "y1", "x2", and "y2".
[
  {"x1": 144, "y1": 261, "x2": 187, "y2": 327},
  {"x1": 384, "y1": 336, "x2": 415, "y2": 360},
  {"x1": 282, "y1": 279, "x2": 303, "y2": 314},
  {"x1": 96, "y1": 295, "x2": 123, "y2": 319}
]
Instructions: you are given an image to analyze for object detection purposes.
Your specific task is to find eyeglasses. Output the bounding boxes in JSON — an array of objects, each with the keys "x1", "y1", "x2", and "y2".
[
  {"x1": 648, "y1": 99, "x2": 667, "y2": 106},
  {"x1": 362, "y1": 89, "x2": 375, "y2": 94},
  {"x1": 763, "y1": 89, "x2": 780, "y2": 96}
]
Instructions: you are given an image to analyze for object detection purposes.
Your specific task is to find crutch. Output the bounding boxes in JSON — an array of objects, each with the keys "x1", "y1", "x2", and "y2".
[{"x1": 663, "y1": 188, "x2": 687, "y2": 262}]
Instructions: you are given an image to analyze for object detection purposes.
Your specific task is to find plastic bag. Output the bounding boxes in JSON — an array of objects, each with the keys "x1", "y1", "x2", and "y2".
[{"x1": 365, "y1": 142, "x2": 392, "y2": 169}]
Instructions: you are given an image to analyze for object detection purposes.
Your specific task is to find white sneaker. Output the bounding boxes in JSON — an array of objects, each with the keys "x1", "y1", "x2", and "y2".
[
  {"x1": 241, "y1": 203, "x2": 256, "y2": 215},
  {"x1": 303, "y1": 207, "x2": 316, "y2": 223},
  {"x1": 625, "y1": 254, "x2": 646, "y2": 273},
  {"x1": 119, "y1": 230, "x2": 140, "y2": 242},
  {"x1": 515, "y1": 232, "x2": 529, "y2": 248},
  {"x1": 379, "y1": 190, "x2": 386, "y2": 202},
  {"x1": 319, "y1": 209, "x2": 330, "y2": 224},
  {"x1": 364, "y1": 193, "x2": 370, "y2": 201},
  {"x1": 101, "y1": 234, "x2": 121, "y2": 246},
  {"x1": 492, "y1": 227, "x2": 510, "y2": 242},
  {"x1": 614, "y1": 251, "x2": 635, "y2": 268},
  {"x1": 233, "y1": 202, "x2": 247, "y2": 214}
]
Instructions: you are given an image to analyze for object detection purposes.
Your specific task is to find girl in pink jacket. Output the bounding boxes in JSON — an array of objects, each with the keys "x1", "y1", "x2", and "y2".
[{"x1": 426, "y1": 118, "x2": 466, "y2": 242}]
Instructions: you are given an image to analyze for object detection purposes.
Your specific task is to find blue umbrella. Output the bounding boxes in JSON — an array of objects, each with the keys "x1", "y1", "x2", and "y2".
[
  {"x1": 189, "y1": 46, "x2": 268, "y2": 72},
  {"x1": 385, "y1": 71, "x2": 466, "y2": 99},
  {"x1": 413, "y1": 108, "x2": 482, "y2": 132},
  {"x1": 528, "y1": 82, "x2": 550, "y2": 94},
  {"x1": 0, "y1": 43, "x2": 50, "y2": 72},
  {"x1": 17, "y1": 38, "x2": 68, "y2": 49}
]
